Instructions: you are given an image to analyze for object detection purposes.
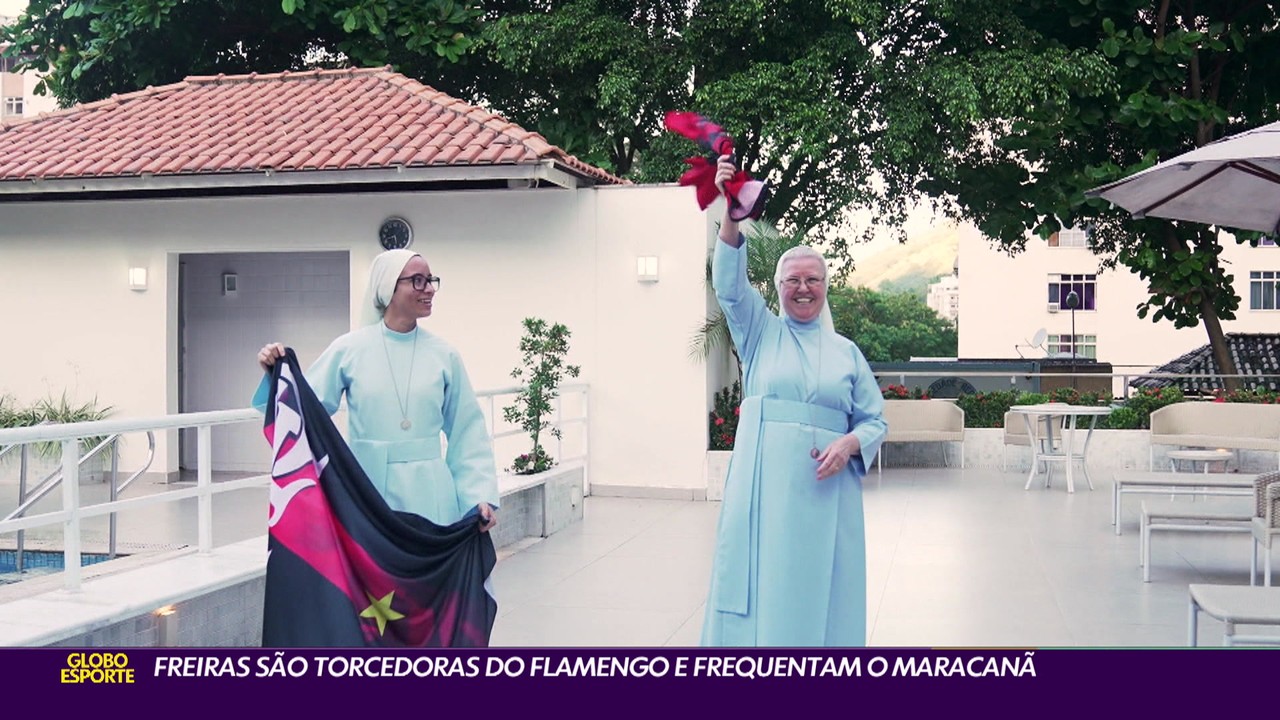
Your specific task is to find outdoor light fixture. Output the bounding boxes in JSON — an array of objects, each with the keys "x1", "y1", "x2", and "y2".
[
  {"x1": 128, "y1": 266, "x2": 148, "y2": 291},
  {"x1": 636, "y1": 256, "x2": 659, "y2": 283},
  {"x1": 1064, "y1": 289, "x2": 1081, "y2": 390},
  {"x1": 155, "y1": 605, "x2": 178, "y2": 646}
]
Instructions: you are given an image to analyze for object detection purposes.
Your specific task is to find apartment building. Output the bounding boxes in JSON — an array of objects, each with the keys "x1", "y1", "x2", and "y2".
[
  {"x1": 959, "y1": 224, "x2": 1278, "y2": 387},
  {"x1": 926, "y1": 257, "x2": 960, "y2": 326},
  {"x1": 1, "y1": 14, "x2": 58, "y2": 120}
]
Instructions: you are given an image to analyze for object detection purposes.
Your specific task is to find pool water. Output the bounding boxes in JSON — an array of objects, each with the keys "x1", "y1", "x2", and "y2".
[{"x1": 0, "y1": 549, "x2": 115, "y2": 582}]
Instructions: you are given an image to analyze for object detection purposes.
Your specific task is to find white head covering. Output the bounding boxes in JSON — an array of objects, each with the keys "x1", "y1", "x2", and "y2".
[
  {"x1": 361, "y1": 249, "x2": 420, "y2": 327},
  {"x1": 774, "y1": 245, "x2": 834, "y2": 332}
]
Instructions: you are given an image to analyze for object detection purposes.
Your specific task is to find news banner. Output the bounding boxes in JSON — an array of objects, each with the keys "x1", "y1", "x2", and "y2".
[{"x1": 20, "y1": 644, "x2": 1272, "y2": 715}]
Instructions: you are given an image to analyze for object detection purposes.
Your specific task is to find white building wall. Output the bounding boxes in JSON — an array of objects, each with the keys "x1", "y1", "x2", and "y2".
[
  {"x1": 959, "y1": 224, "x2": 1280, "y2": 388},
  {"x1": 19, "y1": 70, "x2": 57, "y2": 116},
  {"x1": 0, "y1": 183, "x2": 712, "y2": 494}
]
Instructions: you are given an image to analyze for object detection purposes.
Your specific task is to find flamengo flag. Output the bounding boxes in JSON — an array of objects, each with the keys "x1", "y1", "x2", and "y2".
[{"x1": 261, "y1": 349, "x2": 497, "y2": 647}]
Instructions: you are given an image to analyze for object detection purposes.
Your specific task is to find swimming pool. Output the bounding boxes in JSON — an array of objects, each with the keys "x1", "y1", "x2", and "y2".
[{"x1": 0, "y1": 549, "x2": 115, "y2": 582}]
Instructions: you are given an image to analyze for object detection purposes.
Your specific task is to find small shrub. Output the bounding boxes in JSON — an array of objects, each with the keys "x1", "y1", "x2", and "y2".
[
  {"x1": 1123, "y1": 386, "x2": 1185, "y2": 429},
  {"x1": 882, "y1": 384, "x2": 929, "y2": 400},
  {"x1": 1104, "y1": 406, "x2": 1141, "y2": 430},
  {"x1": 955, "y1": 390, "x2": 1021, "y2": 428},
  {"x1": 502, "y1": 318, "x2": 581, "y2": 475},
  {"x1": 0, "y1": 392, "x2": 112, "y2": 458},
  {"x1": 709, "y1": 381, "x2": 742, "y2": 451}
]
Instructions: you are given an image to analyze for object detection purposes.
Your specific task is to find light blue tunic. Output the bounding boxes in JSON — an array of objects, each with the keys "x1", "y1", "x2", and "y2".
[
  {"x1": 255, "y1": 324, "x2": 499, "y2": 526},
  {"x1": 701, "y1": 239, "x2": 887, "y2": 647}
]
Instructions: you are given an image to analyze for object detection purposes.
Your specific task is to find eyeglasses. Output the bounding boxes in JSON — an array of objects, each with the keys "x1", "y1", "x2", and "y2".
[
  {"x1": 781, "y1": 277, "x2": 825, "y2": 289},
  {"x1": 397, "y1": 274, "x2": 441, "y2": 291}
]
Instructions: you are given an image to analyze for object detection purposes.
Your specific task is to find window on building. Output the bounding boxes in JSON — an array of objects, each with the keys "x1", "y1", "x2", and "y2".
[
  {"x1": 1251, "y1": 271, "x2": 1280, "y2": 310},
  {"x1": 1047, "y1": 273, "x2": 1096, "y2": 310},
  {"x1": 1047, "y1": 334, "x2": 1097, "y2": 359},
  {"x1": 0, "y1": 53, "x2": 35, "y2": 74},
  {"x1": 3, "y1": 96, "x2": 22, "y2": 116},
  {"x1": 1049, "y1": 228, "x2": 1088, "y2": 248}
]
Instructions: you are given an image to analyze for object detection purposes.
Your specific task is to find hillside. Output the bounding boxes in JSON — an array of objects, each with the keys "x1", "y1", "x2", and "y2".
[{"x1": 846, "y1": 223, "x2": 960, "y2": 297}]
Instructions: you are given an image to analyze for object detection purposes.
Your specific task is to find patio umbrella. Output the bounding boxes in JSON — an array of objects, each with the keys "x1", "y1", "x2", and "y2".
[{"x1": 1085, "y1": 120, "x2": 1280, "y2": 235}]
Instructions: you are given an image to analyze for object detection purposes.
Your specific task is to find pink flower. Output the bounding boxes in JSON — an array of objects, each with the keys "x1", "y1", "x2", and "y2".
[{"x1": 715, "y1": 417, "x2": 725, "y2": 426}]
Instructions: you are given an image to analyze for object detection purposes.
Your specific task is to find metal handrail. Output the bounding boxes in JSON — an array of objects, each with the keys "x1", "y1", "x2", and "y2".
[
  {"x1": 872, "y1": 370, "x2": 1280, "y2": 399},
  {"x1": 0, "y1": 409, "x2": 262, "y2": 590},
  {"x1": 0, "y1": 388, "x2": 591, "y2": 590},
  {"x1": 0, "y1": 419, "x2": 49, "y2": 462},
  {"x1": 4, "y1": 430, "x2": 156, "y2": 571},
  {"x1": 476, "y1": 382, "x2": 591, "y2": 494},
  {"x1": 3, "y1": 431, "x2": 153, "y2": 523}
]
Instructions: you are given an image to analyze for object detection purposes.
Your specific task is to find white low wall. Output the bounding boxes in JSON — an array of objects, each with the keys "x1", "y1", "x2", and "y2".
[
  {"x1": 881, "y1": 429, "x2": 1279, "y2": 474},
  {"x1": 703, "y1": 430, "x2": 1278, "y2": 498}
]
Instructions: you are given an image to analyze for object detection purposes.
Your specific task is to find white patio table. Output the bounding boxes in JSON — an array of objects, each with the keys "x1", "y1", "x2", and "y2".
[{"x1": 1010, "y1": 403, "x2": 1113, "y2": 494}]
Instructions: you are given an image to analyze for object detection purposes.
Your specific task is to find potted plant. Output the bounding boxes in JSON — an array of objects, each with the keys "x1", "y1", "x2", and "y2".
[
  {"x1": 503, "y1": 318, "x2": 581, "y2": 475},
  {"x1": 0, "y1": 392, "x2": 113, "y2": 483}
]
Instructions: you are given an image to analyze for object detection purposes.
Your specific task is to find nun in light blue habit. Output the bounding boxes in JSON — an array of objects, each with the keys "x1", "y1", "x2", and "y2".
[
  {"x1": 701, "y1": 162, "x2": 887, "y2": 647},
  {"x1": 253, "y1": 249, "x2": 499, "y2": 530}
]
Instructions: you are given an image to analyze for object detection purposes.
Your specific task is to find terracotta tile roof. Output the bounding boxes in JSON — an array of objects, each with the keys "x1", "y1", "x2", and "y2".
[
  {"x1": 0, "y1": 67, "x2": 625, "y2": 187},
  {"x1": 1130, "y1": 333, "x2": 1280, "y2": 394}
]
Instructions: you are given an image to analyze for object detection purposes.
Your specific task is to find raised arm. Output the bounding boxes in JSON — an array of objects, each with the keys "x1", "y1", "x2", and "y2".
[{"x1": 711, "y1": 155, "x2": 771, "y2": 367}]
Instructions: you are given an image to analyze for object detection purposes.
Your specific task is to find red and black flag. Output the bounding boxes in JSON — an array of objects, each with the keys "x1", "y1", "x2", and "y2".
[
  {"x1": 261, "y1": 349, "x2": 497, "y2": 647},
  {"x1": 664, "y1": 111, "x2": 768, "y2": 221}
]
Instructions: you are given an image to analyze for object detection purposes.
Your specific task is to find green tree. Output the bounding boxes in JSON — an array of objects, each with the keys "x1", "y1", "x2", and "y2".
[
  {"x1": 474, "y1": 0, "x2": 690, "y2": 176},
  {"x1": 443, "y1": 0, "x2": 921, "y2": 262},
  {"x1": 828, "y1": 286, "x2": 957, "y2": 362},
  {"x1": 0, "y1": 0, "x2": 482, "y2": 106},
  {"x1": 891, "y1": 0, "x2": 1280, "y2": 390}
]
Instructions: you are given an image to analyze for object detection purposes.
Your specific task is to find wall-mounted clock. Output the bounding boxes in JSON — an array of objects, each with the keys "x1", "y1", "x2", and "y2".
[{"x1": 379, "y1": 216, "x2": 413, "y2": 250}]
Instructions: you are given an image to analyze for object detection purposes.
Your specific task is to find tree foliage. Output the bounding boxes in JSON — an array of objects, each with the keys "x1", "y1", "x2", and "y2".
[
  {"x1": 829, "y1": 286, "x2": 957, "y2": 362},
  {"x1": 0, "y1": 0, "x2": 482, "y2": 105},
  {"x1": 892, "y1": 0, "x2": 1280, "y2": 387}
]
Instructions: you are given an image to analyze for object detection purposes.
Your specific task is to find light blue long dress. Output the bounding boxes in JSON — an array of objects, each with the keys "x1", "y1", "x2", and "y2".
[
  {"x1": 254, "y1": 323, "x2": 499, "y2": 525},
  {"x1": 701, "y1": 238, "x2": 887, "y2": 647}
]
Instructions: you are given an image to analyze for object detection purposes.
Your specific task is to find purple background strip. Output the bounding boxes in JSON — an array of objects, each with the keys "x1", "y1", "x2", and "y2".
[{"x1": 8, "y1": 647, "x2": 1274, "y2": 714}]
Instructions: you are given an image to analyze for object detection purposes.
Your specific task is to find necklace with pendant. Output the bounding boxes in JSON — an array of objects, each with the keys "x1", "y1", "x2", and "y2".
[
  {"x1": 787, "y1": 324, "x2": 823, "y2": 459},
  {"x1": 382, "y1": 324, "x2": 418, "y2": 431}
]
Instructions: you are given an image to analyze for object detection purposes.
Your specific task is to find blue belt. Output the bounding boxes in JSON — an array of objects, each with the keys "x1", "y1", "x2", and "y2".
[{"x1": 757, "y1": 396, "x2": 849, "y2": 434}]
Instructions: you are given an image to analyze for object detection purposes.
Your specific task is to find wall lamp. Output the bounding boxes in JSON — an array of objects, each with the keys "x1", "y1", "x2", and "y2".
[
  {"x1": 636, "y1": 256, "x2": 659, "y2": 283},
  {"x1": 128, "y1": 266, "x2": 148, "y2": 291}
]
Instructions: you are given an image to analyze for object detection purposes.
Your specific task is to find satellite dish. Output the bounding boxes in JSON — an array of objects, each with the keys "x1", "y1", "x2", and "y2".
[{"x1": 1014, "y1": 328, "x2": 1050, "y2": 359}]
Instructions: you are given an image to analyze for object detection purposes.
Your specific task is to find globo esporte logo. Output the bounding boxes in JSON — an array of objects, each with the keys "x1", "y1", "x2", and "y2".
[{"x1": 61, "y1": 652, "x2": 136, "y2": 684}]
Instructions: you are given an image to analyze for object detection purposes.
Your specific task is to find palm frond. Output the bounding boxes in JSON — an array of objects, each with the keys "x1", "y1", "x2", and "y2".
[{"x1": 688, "y1": 311, "x2": 731, "y2": 361}]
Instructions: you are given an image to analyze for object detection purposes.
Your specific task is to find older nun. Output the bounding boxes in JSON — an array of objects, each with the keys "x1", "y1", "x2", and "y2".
[{"x1": 701, "y1": 157, "x2": 886, "y2": 647}]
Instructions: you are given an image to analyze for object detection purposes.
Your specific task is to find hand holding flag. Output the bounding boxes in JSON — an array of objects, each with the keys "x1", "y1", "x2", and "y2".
[{"x1": 664, "y1": 111, "x2": 768, "y2": 221}]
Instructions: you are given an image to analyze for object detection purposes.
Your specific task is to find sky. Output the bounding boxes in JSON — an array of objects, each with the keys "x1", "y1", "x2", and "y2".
[{"x1": 0, "y1": 0, "x2": 23, "y2": 17}]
